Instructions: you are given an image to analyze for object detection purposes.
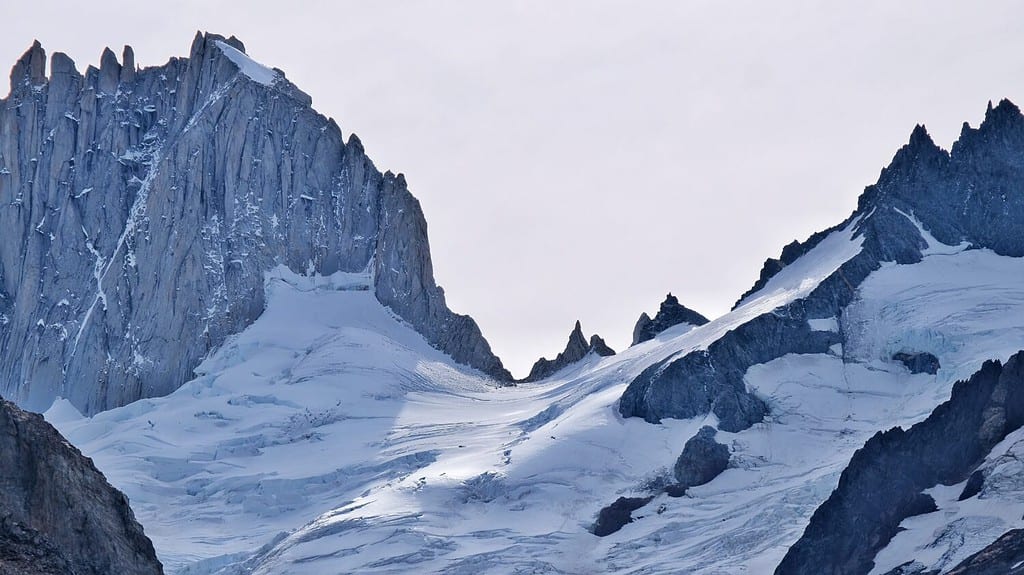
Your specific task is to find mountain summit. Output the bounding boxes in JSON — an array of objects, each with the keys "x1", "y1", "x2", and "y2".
[{"x1": 0, "y1": 32, "x2": 511, "y2": 414}]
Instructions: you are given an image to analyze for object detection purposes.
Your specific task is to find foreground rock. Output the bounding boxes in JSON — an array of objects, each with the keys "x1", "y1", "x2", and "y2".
[
  {"x1": 0, "y1": 398, "x2": 162, "y2": 574},
  {"x1": 524, "y1": 320, "x2": 615, "y2": 381},
  {"x1": 0, "y1": 32, "x2": 510, "y2": 415}
]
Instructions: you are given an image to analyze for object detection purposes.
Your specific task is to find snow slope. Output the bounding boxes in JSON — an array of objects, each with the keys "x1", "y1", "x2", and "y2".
[
  {"x1": 50, "y1": 226, "x2": 1024, "y2": 574},
  {"x1": 215, "y1": 40, "x2": 279, "y2": 85}
]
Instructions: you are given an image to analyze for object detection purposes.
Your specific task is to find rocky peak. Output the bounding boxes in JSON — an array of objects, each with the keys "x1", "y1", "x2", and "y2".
[
  {"x1": 589, "y1": 334, "x2": 615, "y2": 357},
  {"x1": 632, "y1": 292, "x2": 709, "y2": 345},
  {"x1": 878, "y1": 123, "x2": 949, "y2": 187},
  {"x1": 524, "y1": 320, "x2": 616, "y2": 382},
  {"x1": 0, "y1": 399, "x2": 163, "y2": 574},
  {"x1": 566, "y1": 320, "x2": 589, "y2": 357},
  {"x1": 0, "y1": 32, "x2": 511, "y2": 414},
  {"x1": 8, "y1": 40, "x2": 46, "y2": 94}
]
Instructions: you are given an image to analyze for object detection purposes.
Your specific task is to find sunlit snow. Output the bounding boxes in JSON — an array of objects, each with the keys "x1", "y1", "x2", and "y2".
[{"x1": 48, "y1": 228, "x2": 1024, "y2": 574}]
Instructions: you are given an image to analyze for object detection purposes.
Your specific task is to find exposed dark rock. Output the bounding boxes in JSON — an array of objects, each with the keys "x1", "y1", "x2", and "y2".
[
  {"x1": 622, "y1": 104, "x2": 1024, "y2": 435},
  {"x1": 879, "y1": 561, "x2": 938, "y2": 575},
  {"x1": 591, "y1": 496, "x2": 654, "y2": 537},
  {"x1": 524, "y1": 321, "x2": 615, "y2": 382},
  {"x1": 958, "y1": 469, "x2": 985, "y2": 501},
  {"x1": 632, "y1": 293, "x2": 710, "y2": 345},
  {"x1": 0, "y1": 33, "x2": 511, "y2": 414},
  {"x1": 0, "y1": 398, "x2": 163, "y2": 574},
  {"x1": 620, "y1": 306, "x2": 842, "y2": 431},
  {"x1": 775, "y1": 350, "x2": 1024, "y2": 575},
  {"x1": 589, "y1": 334, "x2": 616, "y2": 357},
  {"x1": 893, "y1": 351, "x2": 941, "y2": 375},
  {"x1": 665, "y1": 426, "x2": 730, "y2": 496},
  {"x1": 946, "y1": 528, "x2": 1024, "y2": 575}
]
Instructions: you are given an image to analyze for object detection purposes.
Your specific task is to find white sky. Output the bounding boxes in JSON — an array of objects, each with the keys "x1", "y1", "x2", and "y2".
[{"x1": 4, "y1": 1, "x2": 1024, "y2": 377}]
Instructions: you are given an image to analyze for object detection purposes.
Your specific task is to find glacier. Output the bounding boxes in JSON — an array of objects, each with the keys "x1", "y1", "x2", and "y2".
[{"x1": 49, "y1": 230, "x2": 1024, "y2": 574}]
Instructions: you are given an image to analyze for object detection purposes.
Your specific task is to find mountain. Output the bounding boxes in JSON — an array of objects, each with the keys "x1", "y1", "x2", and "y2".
[
  {"x1": 43, "y1": 96, "x2": 1024, "y2": 574},
  {"x1": 8, "y1": 32, "x2": 1024, "y2": 575},
  {"x1": 0, "y1": 398, "x2": 163, "y2": 574},
  {"x1": 631, "y1": 292, "x2": 709, "y2": 345},
  {"x1": 523, "y1": 320, "x2": 615, "y2": 382},
  {"x1": 0, "y1": 32, "x2": 510, "y2": 415}
]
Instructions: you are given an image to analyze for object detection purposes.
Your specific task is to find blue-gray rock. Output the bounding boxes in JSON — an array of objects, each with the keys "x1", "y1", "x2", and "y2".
[
  {"x1": 776, "y1": 350, "x2": 1024, "y2": 575},
  {"x1": 668, "y1": 425, "x2": 730, "y2": 495},
  {"x1": 632, "y1": 292, "x2": 709, "y2": 345},
  {"x1": 0, "y1": 33, "x2": 511, "y2": 414},
  {"x1": 621, "y1": 101, "x2": 1024, "y2": 434},
  {"x1": 893, "y1": 351, "x2": 941, "y2": 375},
  {"x1": 524, "y1": 320, "x2": 615, "y2": 382},
  {"x1": 591, "y1": 496, "x2": 654, "y2": 537},
  {"x1": 958, "y1": 469, "x2": 985, "y2": 501},
  {"x1": 0, "y1": 398, "x2": 163, "y2": 574}
]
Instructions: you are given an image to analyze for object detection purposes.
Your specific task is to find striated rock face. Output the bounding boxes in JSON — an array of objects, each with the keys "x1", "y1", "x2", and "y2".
[
  {"x1": 621, "y1": 100, "x2": 1024, "y2": 433},
  {"x1": 0, "y1": 33, "x2": 510, "y2": 414},
  {"x1": 632, "y1": 293, "x2": 709, "y2": 345},
  {"x1": 776, "y1": 350, "x2": 1024, "y2": 575},
  {"x1": 0, "y1": 399, "x2": 162, "y2": 574},
  {"x1": 524, "y1": 320, "x2": 615, "y2": 382}
]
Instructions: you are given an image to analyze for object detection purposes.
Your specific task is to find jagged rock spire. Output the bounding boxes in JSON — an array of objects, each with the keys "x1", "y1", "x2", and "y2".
[
  {"x1": 632, "y1": 292, "x2": 709, "y2": 345},
  {"x1": 9, "y1": 40, "x2": 46, "y2": 94},
  {"x1": 524, "y1": 320, "x2": 616, "y2": 382}
]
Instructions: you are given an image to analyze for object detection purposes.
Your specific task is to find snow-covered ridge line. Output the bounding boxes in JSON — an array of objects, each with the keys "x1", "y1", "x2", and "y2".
[{"x1": 214, "y1": 40, "x2": 279, "y2": 86}]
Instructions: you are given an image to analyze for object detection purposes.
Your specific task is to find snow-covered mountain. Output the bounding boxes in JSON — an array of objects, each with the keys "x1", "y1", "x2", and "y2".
[
  {"x1": 50, "y1": 214, "x2": 1024, "y2": 574},
  {"x1": 5, "y1": 32, "x2": 1024, "y2": 575},
  {"x1": 0, "y1": 32, "x2": 510, "y2": 416}
]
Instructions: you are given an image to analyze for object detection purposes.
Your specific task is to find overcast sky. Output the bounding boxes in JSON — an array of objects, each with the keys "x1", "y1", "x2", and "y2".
[{"x1": 4, "y1": 1, "x2": 1024, "y2": 376}]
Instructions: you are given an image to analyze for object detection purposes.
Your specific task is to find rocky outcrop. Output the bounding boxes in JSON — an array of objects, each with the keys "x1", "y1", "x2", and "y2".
[
  {"x1": 591, "y1": 496, "x2": 653, "y2": 537},
  {"x1": 893, "y1": 351, "x2": 940, "y2": 375},
  {"x1": 0, "y1": 33, "x2": 510, "y2": 414},
  {"x1": 0, "y1": 398, "x2": 162, "y2": 574},
  {"x1": 775, "y1": 350, "x2": 1024, "y2": 575},
  {"x1": 621, "y1": 101, "x2": 1024, "y2": 434},
  {"x1": 632, "y1": 293, "x2": 709, "y2": 345},
  {"x1": 524, "y1": 320, "x2": 615, "y2": 382},
  {"x1": 666, "y1": 426, "x2": 730, "y2": 496}
]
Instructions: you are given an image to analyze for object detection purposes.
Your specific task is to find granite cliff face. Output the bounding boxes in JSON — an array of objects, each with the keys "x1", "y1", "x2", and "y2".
[
  {"x1": 0, "y1": 399, "x2": 162, "y2": 574},
  {"x1": 0, "y1": 33, "x2": 510, "y2": 414}
]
